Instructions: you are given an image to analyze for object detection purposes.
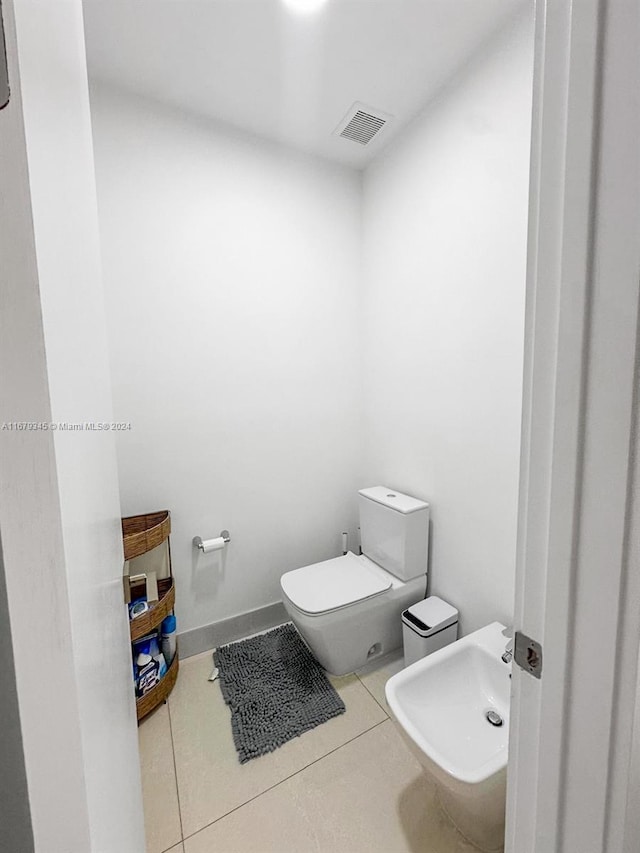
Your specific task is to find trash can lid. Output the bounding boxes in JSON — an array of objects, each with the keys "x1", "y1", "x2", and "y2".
[{"x1": 402, "y1": 596, "x2": 458, "y2": 637}]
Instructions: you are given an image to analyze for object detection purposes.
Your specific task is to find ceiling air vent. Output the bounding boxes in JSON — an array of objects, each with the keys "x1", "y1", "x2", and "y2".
[{"x1": 334, "y1": 102, "x2": 393, "y2": 146}]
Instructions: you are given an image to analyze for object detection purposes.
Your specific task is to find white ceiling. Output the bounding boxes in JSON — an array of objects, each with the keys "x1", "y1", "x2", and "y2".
[{"x1": 83, "y1": 0, "x2": 526, "y2": 168}]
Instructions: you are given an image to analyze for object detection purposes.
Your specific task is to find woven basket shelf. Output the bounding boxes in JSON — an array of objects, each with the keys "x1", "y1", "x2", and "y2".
[
  {"x1": 122, "y1": 510, "x2": 171, "y2": 560},
  {"x1": 129, "y1": 577, "x2": 175, "y2": 642},
  {"x1": 123, "y1": 509, "x2": 178, "y2": 723},
  {"x1": 136, "y1": 651, "x2": 179, "y2": 722}
]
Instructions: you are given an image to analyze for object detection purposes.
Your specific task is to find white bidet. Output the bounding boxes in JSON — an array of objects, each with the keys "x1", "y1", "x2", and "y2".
[{"x1": 385, "y1": 622, "x2": 510, "y2": 852}]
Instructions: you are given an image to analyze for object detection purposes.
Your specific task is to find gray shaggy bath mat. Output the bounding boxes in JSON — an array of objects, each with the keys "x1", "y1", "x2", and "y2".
[{"x1": 213, "y1": 623, "x2": 346, "y2": 763}]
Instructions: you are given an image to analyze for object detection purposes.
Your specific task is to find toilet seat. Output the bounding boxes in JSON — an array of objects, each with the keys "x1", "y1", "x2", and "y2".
[{"x1": 280, "y1": 552, "x2": 392, "y2": 616}]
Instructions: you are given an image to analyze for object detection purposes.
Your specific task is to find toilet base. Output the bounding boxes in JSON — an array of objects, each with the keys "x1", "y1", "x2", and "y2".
[{"x1": 282, "y1": 573, "x2": 425, "y2": 675}]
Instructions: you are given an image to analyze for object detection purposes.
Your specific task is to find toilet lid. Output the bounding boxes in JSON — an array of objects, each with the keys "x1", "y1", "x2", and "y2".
[{"x1": 281, "y1": 552, "x2": 392, "y2": 615}]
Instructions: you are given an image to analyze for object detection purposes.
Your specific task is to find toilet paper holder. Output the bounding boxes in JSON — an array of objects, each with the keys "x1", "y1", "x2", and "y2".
[{"x1": 193, "y1": 530, "x2": 231, "y2": 552}]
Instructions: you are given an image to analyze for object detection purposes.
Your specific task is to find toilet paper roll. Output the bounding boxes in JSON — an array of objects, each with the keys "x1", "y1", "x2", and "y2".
[{"x1": 199, "y1": 537, "x2": 226, "y2": 553}]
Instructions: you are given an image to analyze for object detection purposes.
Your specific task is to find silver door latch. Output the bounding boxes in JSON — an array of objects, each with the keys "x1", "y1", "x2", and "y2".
[{"x1": 514, "y1": 631, "x2": 543, "y2": 679}]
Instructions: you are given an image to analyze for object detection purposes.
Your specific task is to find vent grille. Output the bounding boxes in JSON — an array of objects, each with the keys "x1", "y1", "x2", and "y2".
[
  {"x1": 334, "y1": 102, "x2": 393, "y2": 147},
  {"x1": 340, "y1": 110, "x2": 386, "y2": 145}
]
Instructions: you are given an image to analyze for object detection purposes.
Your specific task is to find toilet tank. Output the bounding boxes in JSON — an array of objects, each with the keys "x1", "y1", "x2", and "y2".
[{"x1": 358, "y1": 487, "x2": 430, "y2": 582}]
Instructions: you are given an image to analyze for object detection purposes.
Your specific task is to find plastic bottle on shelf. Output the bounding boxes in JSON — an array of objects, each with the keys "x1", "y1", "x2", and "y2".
[
  {"x1": 135, "y1": 652, "x2": 159, "y2": 697},
  {"x1": 154, "y1": 652, "x2": 168, "y2": 678},
  {"x1": 149, "y1": 634, "x2": 168, "y2": 678},
  {"x1": 161, "y1": 614, "x2": 177, "y2": 666}
]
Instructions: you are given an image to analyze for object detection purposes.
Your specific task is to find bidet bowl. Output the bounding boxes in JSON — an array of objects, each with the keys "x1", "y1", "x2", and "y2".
[{"x1": 385, "y1": 622, "x2": 510, "y2": 852}]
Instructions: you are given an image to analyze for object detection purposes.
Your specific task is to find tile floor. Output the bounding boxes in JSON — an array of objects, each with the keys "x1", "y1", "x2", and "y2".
[{"x1": 139, "y1": 643, "x2": 480, "y2": 853}]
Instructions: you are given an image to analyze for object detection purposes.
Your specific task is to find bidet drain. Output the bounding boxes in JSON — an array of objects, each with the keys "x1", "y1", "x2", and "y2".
[{"x1": 485, "y1": 709, "x2": 503, "y2": 727}]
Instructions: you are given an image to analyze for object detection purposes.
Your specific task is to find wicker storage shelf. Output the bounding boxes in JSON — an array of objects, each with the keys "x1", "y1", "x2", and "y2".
[
  {"x1": 136, "y1": 652, "x2": 179, "y2": 721},
  {"x1": 122, "y1": 510, "x2": 171, "y2": 560},
  {"x1": 123, "y1": 509, "x2": 178, "y2": 723},
  {"x1": 129, "y1": 577, "x2": 175, "y2": 642}
]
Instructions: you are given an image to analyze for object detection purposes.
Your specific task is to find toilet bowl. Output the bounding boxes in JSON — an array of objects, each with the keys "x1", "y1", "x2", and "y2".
[
  {"x1": 281, "y1": 552, "x2": 425, "y2": 675},
  {"x1": 280, "y1": 486, "x2": 429, "y2": 676},
  {"x1": 385, "y1": 622, "x2": 510, "y2": 853}
]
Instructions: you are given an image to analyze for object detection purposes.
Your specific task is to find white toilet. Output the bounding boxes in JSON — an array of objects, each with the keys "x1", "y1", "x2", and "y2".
[{"x1": 280, "y1": 486, "x2": 429, "y2": 675}]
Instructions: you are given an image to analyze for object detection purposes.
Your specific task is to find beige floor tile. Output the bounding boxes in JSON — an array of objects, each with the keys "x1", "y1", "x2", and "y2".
[
  {"x1": 166, "y1": 845, "x2": 184, "y2": 853},
  {"x1": 170, "y1": 651, "x2": 388, "y2": 839},
  {"x1": 138, "y1": 703, "x2": 182, "y2": 853},
  {"x1": 356, "y1": 650, "x2": 405, "y2": 714},
  {"x1": 180, "y1": 647, "x2": 219, "y2": 666},
  {"x1": 183, "y1": 720, "x2": 480, "y2": 853}
]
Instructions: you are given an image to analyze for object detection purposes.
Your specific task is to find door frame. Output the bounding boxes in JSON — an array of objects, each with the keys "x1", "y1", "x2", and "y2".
[{"x1": 506, "y1": 1, "x2": 640, "y2": 851}]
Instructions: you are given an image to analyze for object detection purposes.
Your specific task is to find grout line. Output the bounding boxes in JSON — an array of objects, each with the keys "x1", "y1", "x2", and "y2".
[
  {"x1": 166, "y1": 699, "x2": 185, "y2": 844},
  {"x1": 354, "y1": 671, "x2": 390, "y2": 718},
  {"x1": 355, "y1": 658, "x2": 405, "y2": 718},
  {"x1": 181, "y1": 718, "x2": 389, "y2": 844}
]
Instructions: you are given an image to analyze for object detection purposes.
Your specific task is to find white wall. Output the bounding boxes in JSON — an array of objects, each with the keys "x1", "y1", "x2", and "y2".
[
  {"x1": 0, "y1": 4, "x2": 93, "y2": 849},
  {"x1": 91, "y1": 10, "x2": 532, "y2": 641},
  {"x1": 0, "y1": 2, "x2": 144, "y2": 850},
  {"x1": 90, "y1": 87, "x2": 363, "y2": 634},
  {"x1": 361, "y1": 11, "x2": 533, "y2": 634}
]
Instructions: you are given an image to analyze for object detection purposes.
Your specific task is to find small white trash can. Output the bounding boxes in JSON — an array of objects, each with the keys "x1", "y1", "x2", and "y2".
[{"x1": 402, "y1": 596, "x2": 459, "y2": 667}]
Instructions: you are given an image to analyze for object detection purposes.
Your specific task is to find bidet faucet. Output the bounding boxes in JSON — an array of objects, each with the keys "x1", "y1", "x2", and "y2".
[
  {"x1": 501, "y1": 639, "x2": 514, "y2": 664},
  {"x1": 501, "y1": 626, "x2": 514, "y2": 664}
]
